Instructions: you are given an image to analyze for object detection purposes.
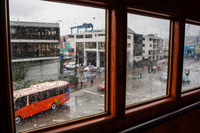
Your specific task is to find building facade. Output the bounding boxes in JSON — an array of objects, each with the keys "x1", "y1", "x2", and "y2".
[
  {"x1": 74, "y1": 30, "x2": 134, "y2": 67},
  {"x1": 142, "y1": 34, "x2": 164, "y2": 61},
  {"x1": 10, "y1": 21, "x2": 60, "y2": 80}
]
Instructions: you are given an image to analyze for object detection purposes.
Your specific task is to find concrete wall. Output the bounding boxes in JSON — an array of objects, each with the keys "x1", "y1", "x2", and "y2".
[{"x1": 25, "y1": 59, "x2": 60, "y2": 80}]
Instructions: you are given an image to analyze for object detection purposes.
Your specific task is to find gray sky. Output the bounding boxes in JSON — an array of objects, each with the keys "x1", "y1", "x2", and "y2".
[
  {"x1": 185, "y1": 24, "x2": 200, "y2": 36},
  {"x1": 9, "y1": 0, "x2": 186, "y2": 38},
  {"x1": 9, "y1": 0, "x2": 106, "y2": 35},
  {"x1": 128, "y1": 14, "x2": 170, "y2": 38}
]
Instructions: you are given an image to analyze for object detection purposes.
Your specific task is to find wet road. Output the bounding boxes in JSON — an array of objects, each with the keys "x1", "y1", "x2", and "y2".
[{"x1": 16, "y1": 59, "x2": 200, "y2": 132}]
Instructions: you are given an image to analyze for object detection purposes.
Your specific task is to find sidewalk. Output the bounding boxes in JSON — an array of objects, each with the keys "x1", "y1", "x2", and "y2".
[{"x1": 69, "y1": 78, "x2": 104, "y2": 93}]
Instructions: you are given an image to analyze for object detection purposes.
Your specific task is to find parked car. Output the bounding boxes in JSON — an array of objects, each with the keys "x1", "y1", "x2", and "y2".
[
  {"x1": 84, "y1": 65, "x2": 97, "y2": 72},
  {"x1": 66, "y1": 62, "x2": 79, "y2": 69},
  {"x1": 160, "y1": 72, "x2": 168, "y2": 82},
  {"x1": 63, "y1": 63, "x2": 67, "y2": 68},
  {"x1": 96, "y1": 67, "x2": 105, "y2": 73},
  {"x1": 182, "y1": 75, "x2": 191, "y2": 84},
  {"x1": 98, "y1": 81, "x2": 105, "y2": 91},
  {"x1": 86, "y1": 72, "x2": 96, "y2": 79}
]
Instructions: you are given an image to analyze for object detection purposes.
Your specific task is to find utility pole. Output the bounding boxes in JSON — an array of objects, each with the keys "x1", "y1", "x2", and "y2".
[{"x1": 75, "y1": 43, "x2": 78, "y2": 76}]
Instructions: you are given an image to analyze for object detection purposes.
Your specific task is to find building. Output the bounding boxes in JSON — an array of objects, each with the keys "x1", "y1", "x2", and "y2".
[
  {"x1": 184, "y1": 45, "x2": 195, "y2": 57},
  {"x1": 10, "y1": 21, "x2": 60, "y2": 80},
  {"x1": 60, "y1": 35, "x2": 75, "y2": 61},
  {"x1": 142, "y1": 34, "x2": 164, "y2": 61},
  {"x1": 74, "y1": 29, "x2": 134, "y2": 67}
]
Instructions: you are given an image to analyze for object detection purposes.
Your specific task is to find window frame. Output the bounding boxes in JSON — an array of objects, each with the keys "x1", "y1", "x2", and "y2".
[
  {"x1": 1, "y1": 0, "x2": 200, "y2": 133},
  {"x1": 181, "y1": 19, "x2": 200, "y2": 94}
]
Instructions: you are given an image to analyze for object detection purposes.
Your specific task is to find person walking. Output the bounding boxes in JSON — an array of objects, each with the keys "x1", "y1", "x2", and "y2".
[
  {"x1": 90, "y1": 75, "x2": 94, "y2": 87},
  {"x1": 78, "y1": 73, "x2": 83, "y2": 88},
  {"x1": 83, "y1": 70, "x2": 88, "y2": 87}
]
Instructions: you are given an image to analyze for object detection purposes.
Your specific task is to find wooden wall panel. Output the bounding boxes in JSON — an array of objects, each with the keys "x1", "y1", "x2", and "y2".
[{"x1": 142, "y1": 108, "x2": 200, "y2": 133}]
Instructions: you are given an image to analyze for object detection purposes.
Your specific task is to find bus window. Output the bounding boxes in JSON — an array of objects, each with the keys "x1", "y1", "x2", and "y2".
[
  {"x1": 59, "y1": 89, "x2": 64, "y2": 95},
  {"x1": 42, "y1": 91, "x2": 50, "y2": 100},
  {"x1": 49, "y1": 88, "x2": 58, "y2": 97},
  {"x1": 29, "y1": 94, "x2": 39, "y2": 104},
  {"x1": 14, "y1": 98, "x2": 21, "y2": 111},
  {"x1": 21, "y1": 96, "x2": 27, "y2": 108},
  {"x1": 14, "y1": 96, "x2": 27, "y2": 111}
]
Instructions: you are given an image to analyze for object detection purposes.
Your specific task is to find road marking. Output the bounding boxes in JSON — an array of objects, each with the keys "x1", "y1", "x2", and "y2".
[
  {"x1": 81, "y1": 90, "x2": 105, "y2": 97},
  {"x1": 52, "y1": 119, "x2": 65, "y2": 122}
]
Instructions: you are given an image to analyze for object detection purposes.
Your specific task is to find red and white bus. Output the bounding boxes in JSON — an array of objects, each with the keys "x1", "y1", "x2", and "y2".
[{"x1": 13, "y1": 81, "x2": 70, "y2": 124}]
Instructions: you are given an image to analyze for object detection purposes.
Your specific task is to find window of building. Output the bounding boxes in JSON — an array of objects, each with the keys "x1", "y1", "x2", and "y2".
[
  {"x1": 98, "y1": 42, "x2": 105, "y2": 50},
  {"x1": 127, "y1": 43, "x2": 131, "y2": 48},
  {"x1": 142, "y1": 44, "x2": 145, "y2": 47},
  {"x1": 76, "y1": 35, "x2": 84, "y2": 38},
  {"x1": 127, "y1": 35, "x2": 131, "y2": 39},
  {"x1": 98, "y1": 34, "x2": 105, "y2": 36},
  {"x1": 85, "y1": 34, "x2": 92, "y2": 38},
  {"x1": 9, "y1": 0, "x2": 106, "y2": 132},
  {"x1": 85, "y1": 42, "x2": 97, "y2": 49},
  {"x1": 127, "y1": 13, "x2": 170, "y2": 106}
]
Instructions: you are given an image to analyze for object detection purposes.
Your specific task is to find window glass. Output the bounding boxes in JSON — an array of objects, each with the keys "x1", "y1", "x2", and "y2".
[
  {"x1": 76, "y1": 35, "x2": 84, "y2": 38},
  {"x1": 126, "y1": 13, "x2": 170, "y2": 106},
  {"x1": 14, "y1": 98, "x2": 21, "y2": 111},
  {"x1": 29, "y1": 94, "x2": 39, "y2": 104},
  {"x1": 59, "y1": 89, "x2": 64, "y2": 95},
  {"x1": 85, "y1": 42, "x2": 97, "y2": 49},
  {"x1": 85, "y1": 34, "x2": 92, "y2": 38},
  {"x1": 182, "y1": 23, "x2": 200, "y2": 91},
  {"x1": 10, "y1": 0, "x2": 106, "y2": 132}
]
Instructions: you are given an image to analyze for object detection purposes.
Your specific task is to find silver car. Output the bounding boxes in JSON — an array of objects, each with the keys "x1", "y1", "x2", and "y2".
[{"x1": 160, "y1": 72, "x2": 168, "y2": 82}]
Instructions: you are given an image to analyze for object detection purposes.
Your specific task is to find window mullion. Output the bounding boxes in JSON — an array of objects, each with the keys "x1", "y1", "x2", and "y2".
[
  {"x1": 110, "y1": 3, "x2": 127, "y2": 118},
  {"x1": 171, "y1": 16, "x2": 185, "y2": 100}
]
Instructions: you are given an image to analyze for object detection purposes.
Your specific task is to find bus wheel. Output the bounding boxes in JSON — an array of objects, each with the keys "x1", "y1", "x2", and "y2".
[
  {"x1": 51, "y1": 103, "x2": 57, "y2": 110},
  {"x1": 15, "y1": 116, "x2": 21, "y2": 124}
]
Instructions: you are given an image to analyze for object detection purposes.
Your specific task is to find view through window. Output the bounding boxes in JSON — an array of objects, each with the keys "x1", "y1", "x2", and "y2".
[
  {"x1": 9, "y1": 0, "x2": 106, "y2": 132},
  {"x1": 182, "y1": 23, "x2": 200, "y2": 91},
  {"x1": 126, "y1": 13, "x2": 170, "y2": 106}
]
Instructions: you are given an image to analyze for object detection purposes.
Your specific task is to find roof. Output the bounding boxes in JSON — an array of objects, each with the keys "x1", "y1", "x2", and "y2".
[
  {"x1": 127, "y1": 27, "x2": 136, "y2": 34},
  {"x1": 13, "y1": 81, "x2": 68, "y2": 99},
  {"x1": 10, "y1": 21, "x2": 59, "y2": 28}
]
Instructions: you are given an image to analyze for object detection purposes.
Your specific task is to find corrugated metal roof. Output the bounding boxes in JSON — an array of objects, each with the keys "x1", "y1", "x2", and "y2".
[{"x1": 10, "y1": 21, "x2": 59, "y2": 28}]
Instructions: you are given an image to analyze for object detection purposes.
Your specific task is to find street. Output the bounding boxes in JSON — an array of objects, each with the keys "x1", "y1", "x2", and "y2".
[{"x1": 16, "y1": 59, "x2": 200, "y2": 132}]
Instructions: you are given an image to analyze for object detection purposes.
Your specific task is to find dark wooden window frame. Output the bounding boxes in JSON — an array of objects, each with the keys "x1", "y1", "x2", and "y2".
[{"x1": 1, "y1": 0, "x2": 200, "y2": 133}]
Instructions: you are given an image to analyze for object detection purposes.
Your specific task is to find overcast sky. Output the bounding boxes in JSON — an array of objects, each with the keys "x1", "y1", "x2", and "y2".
[
  {"x1": 9, "y1": 0, "x2": 106, "y2": 35},
  {"x1": 10, "y1": 0, "x2": 199, "y2": 38}
]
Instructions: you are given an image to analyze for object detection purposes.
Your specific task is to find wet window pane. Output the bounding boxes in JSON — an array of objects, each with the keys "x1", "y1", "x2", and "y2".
[
  {"x1": 182, "y1": 24, "x2": 200, "y2": 91},
  {"x1": 126, "y1": 13, "x2": 170, "y2": 106},
  {"x1": 10, "y1": 0, "x2": 106, "y2": 132}
]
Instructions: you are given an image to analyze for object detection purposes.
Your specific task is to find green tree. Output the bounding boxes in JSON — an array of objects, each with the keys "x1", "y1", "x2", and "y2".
[{"x1": 12, "y1": 62, "x2": 30, "y2": 81}]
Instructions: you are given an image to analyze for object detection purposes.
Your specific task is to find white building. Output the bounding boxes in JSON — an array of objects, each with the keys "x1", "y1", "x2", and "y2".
[
  {"x1": 142, "y1": 34, "x2": 164, "y2": 61},
  {"x1": 74, "y1": 30, "x2": 134, "y2": 67}
]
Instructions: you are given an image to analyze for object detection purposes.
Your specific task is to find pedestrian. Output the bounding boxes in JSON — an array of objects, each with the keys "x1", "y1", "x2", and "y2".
[
  {"x1": 83, "y1": 70, "x2": 88, "y2": 87},
  {"x1": 90, "y1": 74, "x2": 94, "y2": 87},
  {"x1": 78, "y1": 74, "x2": 83, "y2": 88}
]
